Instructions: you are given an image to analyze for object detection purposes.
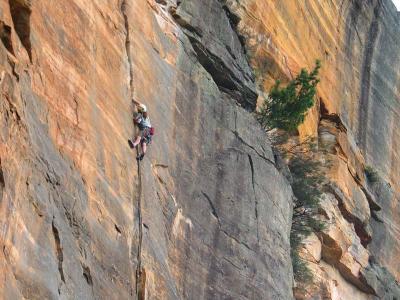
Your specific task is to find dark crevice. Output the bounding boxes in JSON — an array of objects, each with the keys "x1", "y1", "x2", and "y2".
[
  {"x1": 220, "y1": 2, "x2": 246, "y2": 51},
  {"x1": 221, "y1": 227, "x2": 254, "y2": 252},
  {"x1": 134, "y1": 157, "x2": 144, "y2": 300},
  {"x1": 201, "y1": 191, "x2": 255, "y2": 252},
  {"x1": 357, "y1": 1, "x2": 382, "y2": 152},
  {"x1": 155, "y1": 0, "x2": 167, "y2": 5},
  {"x1": 170, "y1": 2, "x2": 257, "y2": 111},
  {"x1": 114, "y1": 224, "x2": 122, "y2": 234},
  {"x1": 82, "y1": 264, "x2": 93, "y2": 286},
  {"x1": 120, "y1": 2, "x2": 145, "y2": 297},
  {"x1": 169, "y1": 6, "x2": 203, "y2": 37},
  {"x1": 320, "y1": 232, "x2": 376, "y2": 295},
  {"x1": 202, "y1": 191, "x2": 219, "y2": 220},
  {"x1": 0, "y1": 21, "x2": 15, "y2": 55},
  {"x1": 371, "y1": 210, "x2": 384, "y2": 223},
  {"x1": 137, "y1": 267, "x2": 146, "y2": 300},
  {"x1": 327, "y1": 184, "x2": 372, "y2": 247},
  {"x1": 248, "y1": 155, "x2": 259, "y2": 242},
  {"x1": 320, "y1": 232, "x2": 343, "y2": 265},
  {"x1": 320, "y1": 101, "x2": 347, "y2": 133},
  {"x1": 8, "y1": 0, "x2": 32, "y2": 62},
  {"x1": 231, "y1": 129, "x2": 275, "y2": 165},
  {"x1": 0, "y1": 159, "x2": 5, "y2": 203},
  {"x1": 52, "y1": 220, "x2": 65, "y2": 283},
  {"x1": 121, "y1": 0, "x2": 134, "y2": 96},
  {"x1": 360, "y1": 185, "x2": 381, "y2": 211},
  {"x1": 186, "y1": 35, "x2": 256, "y2": 111}
]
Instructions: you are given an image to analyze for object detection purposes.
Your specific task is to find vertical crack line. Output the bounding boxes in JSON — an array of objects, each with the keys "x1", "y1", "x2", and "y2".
[
  {"x1": 135, "y1": 158, "x2": 145, "y2": 300},
  {"x1": 52, "y1": 220, "x2": 65, "y2": 288},
  {"x1": 357, "y1": 1, "x2": 381, "y2": 153},
  {"x1": 120, "y1": 2, "x2": 145, "y2": 299},
  {"x1": 202, "y1": 191, "x2": 220, "y2": 223},
  {"x1": 248, "y1": 155, "x2": 259, "y2": 242},
  {"x1": 121, "y1": 0, "x2": 134, "y2": 97}
]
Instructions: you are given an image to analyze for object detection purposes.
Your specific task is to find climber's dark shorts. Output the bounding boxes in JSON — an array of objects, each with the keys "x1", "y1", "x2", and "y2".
[{"x1": 140, "y1": 127, "x2": 152, "y2": 145}]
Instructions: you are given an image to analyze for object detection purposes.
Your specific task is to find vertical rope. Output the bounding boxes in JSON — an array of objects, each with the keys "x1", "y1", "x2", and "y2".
[
  {"x1": 135, "y1": 155, "x2": 144, "y2": 299},
  {"x1": 121, "y1": 1, "x2": 145, "y2": 298}
]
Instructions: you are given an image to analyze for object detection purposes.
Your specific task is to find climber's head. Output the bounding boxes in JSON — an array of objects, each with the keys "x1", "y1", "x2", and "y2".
[
  {"x1": 138, "y1": 103, "x2": 147, "y2": 113},
  {"x1": 142, "y1": 111, "x2": 148, "y2": 118}
]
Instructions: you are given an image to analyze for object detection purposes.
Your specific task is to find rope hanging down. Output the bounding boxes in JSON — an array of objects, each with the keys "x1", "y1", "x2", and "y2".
[
  {"x1": 121, "y1": 0, "x2": 145, "y2": 298},
  {"x1": 135, "y1": 149, "x2": 145, "y2": 300}
]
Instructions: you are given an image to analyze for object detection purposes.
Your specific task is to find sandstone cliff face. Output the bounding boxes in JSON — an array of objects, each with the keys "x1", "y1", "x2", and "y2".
[
  {"x1": 225, "y1": 0, "x2": 400, "y2": 299},
  {"x1": 1, "y1": 0, "x2": 399, "y2": 299},
  {"x1": 0, "y1": 0, "x2": 293, "y2": 299}
]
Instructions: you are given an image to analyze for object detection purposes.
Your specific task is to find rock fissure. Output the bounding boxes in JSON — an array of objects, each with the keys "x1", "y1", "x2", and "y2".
[
  {"x1": 82, "y1": 264, "x2": 93, "y2": 286},
  {"x1": 0, "y1": 159, "x2": 5, "y2": 202},
  {"x1": 231, "y1": 129, "x2": 275, "y2": 165},
  {"x1": 247, "y1": 154, "x2": 259, "y2": 242},
  {"x1": 134, "y1": 152, "x2": 145, "y2": 300},
  {"x1": 8, "y1": 0, "x2": 32, "y2": 62},
  {"x1": 201, "y1": 191, "x2": 255, "y2": 252},
  {"x1": 121, "y1": 0, "x2": 134, "y2": 96},
  {"x1": 357, "y1": 0, "x2": 382, "y2": 152},
  {"x1": 219, "y1": 1, "x2": 247, "y2": 52},
  {"x1": 169, "y1": 6, "x2": 203, "y2": 38},
  {"x1": 327, "y1": 184, "x2": 372, "y2": 247},
  {"x1": 0, "y1": 21, "x2": 15, "y2": 56},
  {"x1": 187, "y1": 35, "x2": 257, "y2": 110},
  {"x1": 201, "y1": 191, "x2": 219, "y2": 221},
  {"x1": 221, "y1": 228, "x2": 254, "y2": 252},
  {"x1": 51, "y1": 219, "x2": 65, "y2": 288},
  {"x1": 120, "y1": 2, "x2": 146, "y2": 299}
]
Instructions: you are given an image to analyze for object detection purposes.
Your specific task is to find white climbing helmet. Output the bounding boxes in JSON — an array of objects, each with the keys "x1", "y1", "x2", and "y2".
[{"x1": 138, "y1": 104, "x2": 147, "y2": 113}]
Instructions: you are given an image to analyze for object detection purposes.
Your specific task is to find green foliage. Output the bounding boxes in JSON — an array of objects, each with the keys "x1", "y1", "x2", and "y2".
[
  {"x1": 365, "y1": 165, "x2": 379, "y2": 183},
  {"x1": 291, "y1": 248, "x2": 313, "y2": 283},
  {"x1": 285, "y1": 140, "x2": 327, "y2": 284},
  {"x1": 258, "y1": 60, "x2": 321, "y2": 132}
]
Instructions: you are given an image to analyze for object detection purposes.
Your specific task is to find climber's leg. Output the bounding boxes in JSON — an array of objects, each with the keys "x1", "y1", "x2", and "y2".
[
  {"x1": 132, "y1": 135, "x2": 141, "y2": 147},
  {"x1": 142, "y1": 141, "x2": 147, "y2": 155},
  {"x1": 136, "y1": 141, "x2": 146, "y2": 161}
]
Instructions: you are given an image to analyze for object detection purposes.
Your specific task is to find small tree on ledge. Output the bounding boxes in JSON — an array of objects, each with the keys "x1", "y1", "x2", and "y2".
[{"x1": 258, "y1": 60, "x2": 321, "y2": 132}]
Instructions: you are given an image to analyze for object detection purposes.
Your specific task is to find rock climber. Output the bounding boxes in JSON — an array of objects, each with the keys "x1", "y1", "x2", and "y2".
[{"x1": 129, "y1": 98, "x2": 154, "y2": 161}]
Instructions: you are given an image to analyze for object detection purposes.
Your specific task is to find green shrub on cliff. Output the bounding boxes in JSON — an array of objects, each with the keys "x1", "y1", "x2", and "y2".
[
  {"x1": 290, "y1": 151, "x2": 326, "y2": 283},
  {"x1": 275, "y1": 139, "x2": 327, "y2": 284},
  {"x1": 258, "y1": 60, "x2": 321, "y2": 131},
  {"x1": 365, "y1": 165, "x2": 379, "y2": 183}
]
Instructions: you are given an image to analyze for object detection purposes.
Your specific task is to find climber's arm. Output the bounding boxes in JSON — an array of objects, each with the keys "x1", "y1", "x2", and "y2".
[{"x1": 132, "y1": 98, "x2": 142, "y2": 106}]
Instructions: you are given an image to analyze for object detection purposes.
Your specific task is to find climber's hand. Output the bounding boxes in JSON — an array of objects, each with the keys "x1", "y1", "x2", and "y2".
[{"x1": 132, "y1": 98, "x2": 140, "y2": 106}]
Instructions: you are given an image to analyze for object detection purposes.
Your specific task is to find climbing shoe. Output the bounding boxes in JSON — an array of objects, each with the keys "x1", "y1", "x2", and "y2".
[
  {"x1": 128, "y1": 139, "x2": 134, "y2": 149},
  {"x1": 136, "y1": 154, "x2": 144, "y2": 161}
]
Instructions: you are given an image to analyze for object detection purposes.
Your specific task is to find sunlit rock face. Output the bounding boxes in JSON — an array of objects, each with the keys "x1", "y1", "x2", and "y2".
[
  {"x1": 1, "y1": 0, "x2": 399, "y2": 299},
  {"x1": 225, "y1": 0, "x2": 400, "y2": 298},
  {"x1": 0, "y1": 0, "x2": 294, "y2": 299}
]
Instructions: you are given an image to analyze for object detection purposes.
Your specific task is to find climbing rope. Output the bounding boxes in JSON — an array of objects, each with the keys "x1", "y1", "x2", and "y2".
[
  {"x1": 135, "y1": 146, "x2": 145, "y2": 300},
  {"x1": 121, "y1": 0, "x2": 145, "y2": 297}
]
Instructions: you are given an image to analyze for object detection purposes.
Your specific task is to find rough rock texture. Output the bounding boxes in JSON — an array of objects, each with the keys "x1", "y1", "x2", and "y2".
[
  {"x1": 0, "y1": 0, "x2": 293, "y2": 299},
  {"x1": 224, "y1": 0, "x2": 400, "y2": 299},
  {"x1": 1, "y1": 0, "x2": 400, "y2": 299}
]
